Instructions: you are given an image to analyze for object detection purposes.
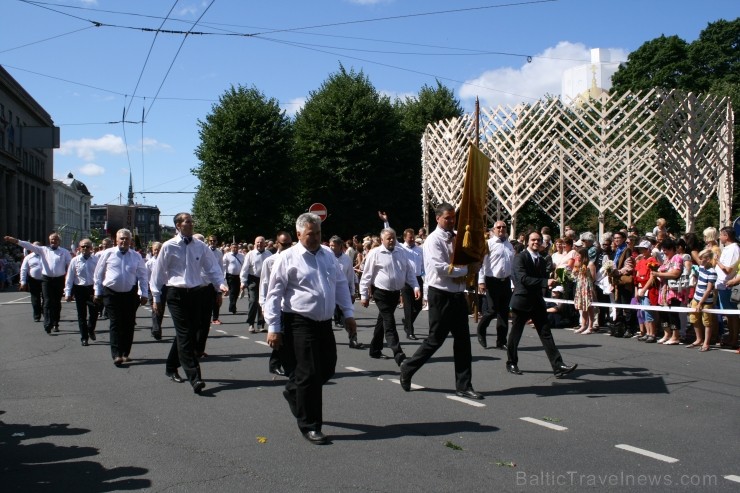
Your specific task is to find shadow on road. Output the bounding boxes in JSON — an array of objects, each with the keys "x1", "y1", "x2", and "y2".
[
  {"x1": 324, "y1": 419, "x2": 499, "y2": 441},
  {"x1": 0, "y1": 413, "x2": 150, "y2": 492}
]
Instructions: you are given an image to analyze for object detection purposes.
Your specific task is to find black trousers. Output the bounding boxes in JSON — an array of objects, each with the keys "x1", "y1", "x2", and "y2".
[
  {"x1": 166, "y1": 286, "x2": 208, "y2": 384},
  {"x1": 402, "y1": 286, "x2": 472, "y2": 392},
  {"x1": 104, "y1": 286, "x2": 140, "y2": 359},
  {"x1": 28, "y1": 277, "x2": 43, "y2": 321},
  {"x1": 476, "y1": 276, "x2": 511, "y2": 346},
  {"x1": 281, "y1": 313, "x2": 336, "y2": 433},
  {"x1": 211, "y1": 288, "x2": 220, "y2": 321},
  {"x1": 245, "y1": 274, "x2": 264, "y2": 326},
  {"x1": 41, "y1": 275, "x2": 64, "y2": 331},
  {"x1": 151, "y1": 285, "x2": 167, "y2": 335},
  {"x1": 370, "y1": 288, "x2": 405, "y2": 365},
  {"x1": 225, "y1": 274, "x2": 240, "y2": 313},
  {"x1": 196, "y1": 285, "x2": 215, "y2": 355},
  {"x1": 401, "y1": 276, "x2": 423, "y2": 335},
  {"x1": 507, "y1": 307, "x2": 564, "y2": 370},
  {"x1": 615, "y1": 284, "x2": 636, "y2": 330},
  {"x1": 72, "y1": 284, "x2": 98, "y2": 340}
]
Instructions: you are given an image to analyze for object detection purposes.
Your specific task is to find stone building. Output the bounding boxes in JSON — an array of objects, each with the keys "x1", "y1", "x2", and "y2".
[{"x1": 53, "y1": 172, "x2": 92, "y2": 249}]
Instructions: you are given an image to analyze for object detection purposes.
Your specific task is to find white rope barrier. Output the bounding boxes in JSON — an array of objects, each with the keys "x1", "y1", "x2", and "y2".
[{"x1": 543, "y1": 298, "x2": 740, "y2": 316}]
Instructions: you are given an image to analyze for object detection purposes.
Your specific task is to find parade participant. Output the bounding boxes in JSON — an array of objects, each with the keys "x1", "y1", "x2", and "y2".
[
  {"x1": 240, "y1": 236, "x2": 272, "y2": 332},
  {"x1": 64, "y1": 239, "x2": 99, "y2": 346},
  {"x1": 476, "y1": 221, "x2": 514, "y2": 349},
  {"x1": 19, "y1": 242, "x2": 44, "y2": 322},
  {"x1": 222, "y1": 243, "x2": 244, "y2": 314}
]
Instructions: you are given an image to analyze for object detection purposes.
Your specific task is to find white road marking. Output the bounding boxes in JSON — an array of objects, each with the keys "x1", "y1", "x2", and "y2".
[
  {"x1": 447, "y1": 395, "x2": 486, "y2": 407},
  {"x1": 2, "y1": 296, "x2": 30, "y2": 304},
  {"x1": 724, "y1": 475, "x2": 740, "y2": 483},
  {"x1": 215, "y1": 329, "x2": 227, "y2": 334},
  {"x1": 255, "y1": 340, "x2": 269, "y2": 346},
  {"x1": 345, "y1": 367, "x2": 370, "y2": 374},
  {"x1": 389, "y1": 378, "x2": 424, "y2": 390},
  {"x1": 238, "y1": 336, "x2": 249, "y2": 340},
  {"x1": 520, "y1": 417, "x2": 568, "y2": 431},
  {"x1": 615, "y1": 444, "x2": 679, "y2": 463}
]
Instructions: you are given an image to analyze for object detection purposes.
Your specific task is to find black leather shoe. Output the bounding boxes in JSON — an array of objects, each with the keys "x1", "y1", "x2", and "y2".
[
  {"x1": 455, "y1": 388, "x2": 484, "y2": 400},
  {"x1": 399, "y1": 362, "x2": 411, "y2": 392},
  {"x1": 81, "y1": 339, "x2": 89, "y2": 346},
  {"x1": 88, "y1": 330, "x2": 96, "y2": 341},
  {"x1": 477, "y1": 334, "x2": 488, "y2": 348},
  {"x1": 151, "y1": 330, "x2": 162, "y2": 340},
  {"x1": 270, "y1": 368, "x2": 286, "y2": 376},
  {"x1": 45, "y1": 327, "x2": 51, "y2": 334},
  {"x1": 553, "y1": 363, "x2": 578, "y2": 378},
  {"x1": 166, "y1": 371, "x2": 184, "y2": 383},
  {"x1": 192, "y1": 380, "x2": 206, "y2": 393},
  {"x1": 407, "y1": 333, "x2": 418, "y2": 340},
  {"x1": 34, "y1": 317, "x2": 41, "y2": 322},
  {"x1": 369, "y1": 352, "x2": 390, "y2": 359},
  {"x1": 303, "y1": 430, "x2": 327, "y2": 445},
  {"x1": 506, "y1": 363, "x2": 523, "y2": 375},
  {"x1": 495, "y1": 343, "x2": 507, "y2": 350},
  {"x1": 53, "y1": 325, "x2": 59, "y2": 333},
  {"x1": 348, "y1": 337, "x2": 365, "y2": 349}
]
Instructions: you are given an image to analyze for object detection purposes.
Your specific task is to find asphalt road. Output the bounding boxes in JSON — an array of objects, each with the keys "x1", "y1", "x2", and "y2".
[{"x1": 1, "y1": 289, "x2": 738, "y2": 492}]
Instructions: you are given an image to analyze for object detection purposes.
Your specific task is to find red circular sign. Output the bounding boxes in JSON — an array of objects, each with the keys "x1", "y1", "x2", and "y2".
[{"x1": 308, "y1": 203, "x2": 328, "y2": 222}]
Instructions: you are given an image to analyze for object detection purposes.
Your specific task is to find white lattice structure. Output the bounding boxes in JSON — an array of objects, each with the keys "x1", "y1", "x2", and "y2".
[{"x1": 422, "y1": 89, "x2": 734, "y2": 236}]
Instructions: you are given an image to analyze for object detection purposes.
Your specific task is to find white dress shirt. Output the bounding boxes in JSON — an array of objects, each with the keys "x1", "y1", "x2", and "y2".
[
  {"x1": 423, "y1": 227, "x2": 468, "y2": 293},
  {"x1": 359, "y1": 245, "x2": 418, "y2": 300},
  {"x1": 333, "y1": 250, "x2": 356, "y2": 296},
  {"x1": 20, "y1": 253, "x2": 43, "y2": 283},
  {"x1": 259, "y1": 252, "x2": 280, "y2": 306},
  {"x1": 223, "y1": 251, "x2": 244, "y2": 276},
  {"x1": 264, "y1": 242, "x2": 354, "y2": 333},
  {"x1": 149, "y1": 235, "x2": 225, "y2": 302},
  {"x1": 240, "y1": 249, "x2": 272, "y2": 283},
  {"x1": 94, "y1": 247, "x2": 149, "y2": 297},
  {"x1": 18, "y1": 240, "x2": 71, "y2": 277},
  {"x1": 399, "y1": 242, "x2": 424, "y2": 277},
  {"x1": 65, "y1": 253, "x2": 99, "y2": 296},
  {"x1": 478, "y1": 236, "x2": 514, "y2": 283},
  {"x1": 210, "y1": 246, "x2": 224, "y2": 276}
]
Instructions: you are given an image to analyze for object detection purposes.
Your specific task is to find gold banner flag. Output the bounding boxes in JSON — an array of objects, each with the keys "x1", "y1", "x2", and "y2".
[{"x1": 451, "y1": 143, "x2": 489, "y2": 267}]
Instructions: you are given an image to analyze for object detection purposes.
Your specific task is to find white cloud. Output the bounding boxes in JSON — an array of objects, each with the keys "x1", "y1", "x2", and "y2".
[
  {"x1": 459, "y1": 42, "x2": 628, "y2": 108},
  {"x1": 282, "y1": 97, "x2": 306, "y2": 118},
  {"x1": 177, "y1": 5, "x2": 199, "y2": 16},
  {"x1": 78, "y1": 163, "x2": 105, "y2": 176},
  {"x1": 58, "y1": 134, "x2": 126, "y2": 161},
  {"x1": 140, "y1": 138, "x2": 173, "y2": 152}
]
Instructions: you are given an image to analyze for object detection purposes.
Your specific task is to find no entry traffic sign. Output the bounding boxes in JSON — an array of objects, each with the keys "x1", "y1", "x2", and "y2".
[{"x1": 308, "y1": 203, "x2": 328, "y2": 222}]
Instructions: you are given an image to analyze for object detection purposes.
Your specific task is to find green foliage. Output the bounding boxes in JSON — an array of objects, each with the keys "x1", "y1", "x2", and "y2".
[
  {"x1": 192, "y1": 85, "x2": 294, "y2": 240},
  {"x1": 292, "y1": 65, "x2": 407, "y2": 238},
  {"x1": 611, "y1": 35, "x2": 691, "y2": 92}
]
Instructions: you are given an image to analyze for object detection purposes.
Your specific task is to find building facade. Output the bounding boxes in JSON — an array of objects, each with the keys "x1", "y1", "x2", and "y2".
[
  {"x1": 53, "y1": 172, "x2": 92, "y2": 249},
  {"x1": 90, "y1": 203, "x2": 161, "y2": 247},
  {"x1": 0, "y1": 65, "x2": 57, "y2": 242}
]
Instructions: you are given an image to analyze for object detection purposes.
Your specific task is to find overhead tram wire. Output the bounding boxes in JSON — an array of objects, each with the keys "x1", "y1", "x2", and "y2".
[
  {"x1": 0, "y1": 26, "x2": 95, "y2": 55},
  {"x1": 124, "y1": 0, "x2": 180, "y2": 121},
  {"x1": 143, "y1": 0, "x2": 216, "y2": 121}
]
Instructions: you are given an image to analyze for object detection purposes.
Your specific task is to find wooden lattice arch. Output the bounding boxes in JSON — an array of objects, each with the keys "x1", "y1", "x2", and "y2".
[{"x1": 422, "y1": 89, "x2": 734, "y2": 237}]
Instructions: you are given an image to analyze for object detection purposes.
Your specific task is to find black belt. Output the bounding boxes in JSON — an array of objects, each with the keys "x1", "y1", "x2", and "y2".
[
  {"x1": 170, "y1": 285, "x2": 208, "y2": 293},
  {"x1": 42, "y1": 275, "x2": 65, "y2": 280},
  {"x1": 373, "y1": 286, "x2": 401, "y2": 295}
]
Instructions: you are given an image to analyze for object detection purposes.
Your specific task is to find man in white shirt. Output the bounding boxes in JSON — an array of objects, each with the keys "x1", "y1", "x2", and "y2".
[
  {"x1": 65, "y1": 239, "x2": 99, "y2": 346},
  {"x1": 19, "y1": 243, "x2": 44, "y2": 322},
  {"x1": 222, "y1": 243, "x2": 244, "y2": 314},
  {"x1": 399, "y1": 228, "x2": 424, "y2": 340},
  {"x1": 399, "y1": 203, "x2": 483, "y2": 400},
  {"x1": 476, "y1": 221, "x2": 514, "y2": 349},
  {"x1": 150, "y1": 213, "x2": 227, "y2": 393},
  {"x1": 264, "y1": 213, "x2": 357, "y2": 445},
  {"x1": 146, "y1": 242, "x2": 165, "y2": 340},
  {"x1": 360, "y1": 228, "x2": 419, "y2": 366},
  {"x1": 207, "y1": 235, "x2": 224, "y2": 325},
  {"x1": 329, "y1": 236, "x2": 361, "y2": 347},
  {"x1": 93, "y1": 229, "x2": 149, "y2": 366},
  {"x1": 5, "y1": 232, "x2": 72, "y2": 334},
  {"x1": 240, "y1": 236, "x2": 272, "y2": 332}
]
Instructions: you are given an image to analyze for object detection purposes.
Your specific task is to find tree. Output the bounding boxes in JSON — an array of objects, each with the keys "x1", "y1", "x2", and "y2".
[
  {"x1": 292, "y1": 65, "x2": 406, "y2": 238},
  {"x1": 192, "y1": 85, "x2": 294, "y2": 240},
  {"x1": 611, "y1": 35, "x2": 692, "y2": 93},
  {"x1": 688, "y1": 18, "x2": 740, "y2": 93},
  {"x1": 395, "y1": 81, "x2": 464, "y2": 227}
]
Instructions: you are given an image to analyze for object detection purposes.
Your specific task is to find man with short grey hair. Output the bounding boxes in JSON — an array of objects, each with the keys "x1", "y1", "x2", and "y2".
[
  {"x1": 94, "y1": 229, "x2": 149, "y2": 365},
  {"x1": 65, "y1": 238, "x2": 99, "y2": 346},
  {"x1": 265, "y1": 213, "x2": 357, "y2": 444}
]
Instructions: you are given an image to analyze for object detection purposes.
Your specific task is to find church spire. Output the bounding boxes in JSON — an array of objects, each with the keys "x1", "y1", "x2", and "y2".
[{"x1": 127, "y1": 172, "x2": 134, "y2": 206}]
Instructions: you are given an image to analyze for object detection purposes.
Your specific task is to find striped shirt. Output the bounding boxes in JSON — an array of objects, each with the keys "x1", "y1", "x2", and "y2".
[{"x1": 693, "y1": 266, "x2": 717, "y2": 304}]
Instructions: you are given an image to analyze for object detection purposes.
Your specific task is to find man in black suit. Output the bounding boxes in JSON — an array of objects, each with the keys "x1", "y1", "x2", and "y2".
[{"x1": 506, "y1": 231, "x2": 577, "y2": 378}]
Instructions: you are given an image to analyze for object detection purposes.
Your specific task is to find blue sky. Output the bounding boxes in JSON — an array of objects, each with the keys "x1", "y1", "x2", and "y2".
[{"x1": 2, "y1": 0, "x2": 737, "y2": 223}]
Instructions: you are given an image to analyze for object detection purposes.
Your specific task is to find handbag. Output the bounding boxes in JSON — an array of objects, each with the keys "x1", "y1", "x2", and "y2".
[{"x1": 731, "y1": 285, "x2": 740, "y2": 303}]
